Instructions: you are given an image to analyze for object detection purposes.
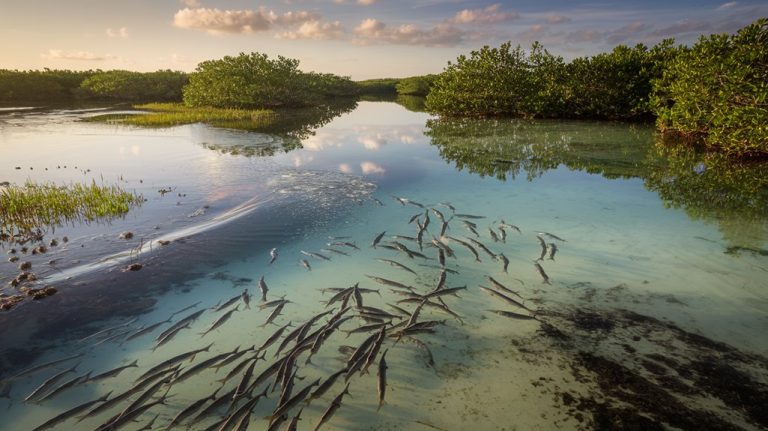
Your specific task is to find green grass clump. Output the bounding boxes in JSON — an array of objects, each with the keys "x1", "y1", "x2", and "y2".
[
  {"x1": 87, "y1": 103, "x2": 277, "y2": 129},
  {"x1": 0, "y1": 180, "x2": 142, "y2": 239}
]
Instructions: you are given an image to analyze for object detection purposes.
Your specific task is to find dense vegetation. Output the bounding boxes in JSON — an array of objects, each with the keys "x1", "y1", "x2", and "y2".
[
  {"x1": 183, "y1": 53, "x2": 356, "y2": 109},
  {"x1": 0, "y1": 69, "x2": 188, "y2": 104},
  {"x1": 0, "y1": 181, "x2": 142, "y2": 240},
  {"x1": 651, "y1": 18, "x2": 767, "y2": 158}
]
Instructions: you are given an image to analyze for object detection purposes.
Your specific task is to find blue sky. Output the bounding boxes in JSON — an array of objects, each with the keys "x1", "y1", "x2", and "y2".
[{"x1": 0, "y1": 0, "x2": 765, "y2": 79}]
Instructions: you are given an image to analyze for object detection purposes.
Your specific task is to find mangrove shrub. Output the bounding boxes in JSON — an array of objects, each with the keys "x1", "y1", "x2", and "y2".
[
  {"x1": 80, "y1": 70, "x2": 188, "y2": 102},
  {"x1": 651, "y1": 18, "x2": 768, "y2": 157}
]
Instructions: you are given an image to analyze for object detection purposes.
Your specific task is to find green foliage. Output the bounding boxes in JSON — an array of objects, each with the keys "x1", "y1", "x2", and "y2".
[
  {"x1": 651, "y1": 18, "x2": 768, "y2": 158},
  {"x1": 80, "y1": 70, "x2": 188, "y2": 102},
  {"x1": 395, "y1": 75, "x2": 437, "y2": 96},
  {"x1": 0, "y1": 69, "x2": 94, "y2": 103},
  {"x1": 425, "y1": 42, "x2": 566, "y2": 118},
  {"x1": 183, "y1": 52, "x2": 353, "y2": 109},
  {"x1": 88, "y1": 103, "x2": 276, "y2": 128},
  {"x1": 0, "y1": 180, "x2": 142, "y2": 239},
  {"x1": 356, "y1": 78, "x2": 401, "y2": 95},
  {"x1": 564, "y1": 42, "x2": 679, "y2": 120}
]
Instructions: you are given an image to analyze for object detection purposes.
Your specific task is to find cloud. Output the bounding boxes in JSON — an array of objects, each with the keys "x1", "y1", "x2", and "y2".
[
  {"x1": 648, "y1": 20, "x2": 716, "y2": 38},
  {"x1": 354, "y1": 18, "x2": 464, "y2": 46},
  {"x1": 516, "y1": 24, "x2": 548, "y2": 42},
  {"x1": 357, "y1": 0, "x2": 377, "y2": 4},
  {"x1": 278, "y1": 20, "x2": 344, "y2": 40},
  {"x1": 547, "y1": 15, "x2": 571, "y2": 25},
  {"x1": 358, "y1": 135, "x2": 387, "y2": 150},
  {"x1": 180, "y1": 0, "x2": 202, "y2": 7},
  {"x1": 43, "y1": 49, "x2": 114, "y2": 61},
  {"x1": 106, "y1": 27, "x2": 129, "y2": 38},
  {"x1": 604, "y1": 21, "x2": 649, "y2": 44},
  {"x1": 451, "y1": 4, "x2": 519, "y2": 25},
  {"x1": 173, "y1": 7, "x2": 319, "y2": 35},
  {"x1": 360, "y1": 161, "x2": 385, "y2": 174},
  {"x1": 338, "y1": 163, "x2": 353, "y2": 173},
  {"x1": 717, "y1": 1, "x2": 738, "y2": 9}
]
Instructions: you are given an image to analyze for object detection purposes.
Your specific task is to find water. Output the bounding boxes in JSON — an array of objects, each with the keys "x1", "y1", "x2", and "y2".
[{"x1": 1, "y1": 102, "x2": 767, "y2": 430}]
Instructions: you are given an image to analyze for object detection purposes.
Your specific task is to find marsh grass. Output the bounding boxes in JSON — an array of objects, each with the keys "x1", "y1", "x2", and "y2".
[
  {"x1": 0, "y1": 181, "x2": 142, "y2": 240},
  {"x1": 87, "y1": 103, "x2": 277, "y2": 129}
]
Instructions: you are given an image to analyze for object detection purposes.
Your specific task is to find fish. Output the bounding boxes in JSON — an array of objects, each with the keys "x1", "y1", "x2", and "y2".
[
  {"x1": 373, "y1": 198, "x2": 385, "y2": 206},
  {"x1": 425, "y1": 286, "x2": 466, "y2": 299},
  {"x1": 534, "y1": 262, "x2": 551, "y2": 284},
  {"x1": 302, "y1": 250, "x2": 332, "y2": 261},
  {"x1": 538, "y1": 231, "x2": 566, "y2": 242},
  {"x1": 169, "y1": 302, "x2": 202, "y2": 319},
  {"x1": 212, "y1": 346, "x2": 255, "y2": 372},
  {"x1": 87, "y1": 360, "x2": 139, "y2": 383},
  {"x1": 220, "y1": 389, "x2": 268, "y2": 431},
  {"x1": 35, "y1": 371, "x2": 91, "y2": 402},
  {"x1": 301, "y1": 259, "x2": 312, "y2": 271},
  {"x1": 164, "y1": 387, "x2": 218, "y2": 431},
  {"x1": 31, "y1": 391, "x2": 111, "y2": 431},
  {"x1": 313, "y1": 383, "x2": 351, "y2": 431},
  {"x1": 548, "y1": 243, "x2": 558, "y2": 260},
  {"x1": 371, "y1": 231, "x2": 386, "y2": 248},
  {"x1": 499, "y1": 220, "x2": 521, "y2": 234},
  {"x1": 6, "y1": 353, "x2": 83, "y2": 381},
  {"x1": 175, "y1": 348, "x2": 241, "y2": 383},
  {"x1": 361, "y1": 326, "x2": 387, "y2": 375},
  {"x1": 261, "y1": 302, "x2": 286, "y2": 327},
  {"x1": 423, "y1": 211, "x2": 431, "y2": 231},
  {"x1": 259, "y1": 297, "x2": 290, "y2": 310},
  {"x1": 498, "y1": 227, "x2": 507, "y2": 242},
  {"x1": 307, "y1": 369, "x2": 347, "y2": 404},
  {"x1": 258, "y1": 321, "x2": 293, "y2": 353},
  {"x1": 376, "y1": 258, "x2": 417, "y2": 274},
  {"x1": 440, "y1": 220, "x2": 450, "y2": 237},
  {"x1": 536, "y1": 236, "x2": 547, "y2": 261},
  {"x1": 466, "y1": 237, "x2": 496, "y2": 259},
  {"x1": 241, "y1": 289, "x2": 251, "y2": 309},
  {"x1": 94, "y1": 396, "x2": 167, "y2": 431},
  {"x1": 438, "y1": 248, "x2": 446, "y2": 267},
  {"x1": 346, "y1": 332, "x2": 380, "y2": 372},
  {"x1": 321, "y1": 248, "x2": 349, "y2": 256},
  {"x1": 486, "y1": 276, "x2": 521, "y2": 298},
  {"x1": 216, "y1": 355, "x2": 257, "y2": 385},
  {"x1": 487, "y1": 309, "x2": 538, "y2": 320},
  {"x1": 393, "y1": 196, "x2": 407, "y2": 205},
  {"x1": 25, "y1": 362, "x2": 79, "y2": 403},
  {"x1": 498, "y1": 253, "x2": 510, "y2": 273},
  {"x1": 77, "y1": 319, "x2": 137, "y2": 343},
  {"x1": 488, "y1": 228, "x2": 500, "y2": 242},
  {"x1": 136, "y1": 414, "x2": 159, "y2": 431},
  {"x1": 285, "y1": 408, "x2": 303, "y2": 431},
  {"x1": 404, "y1": 336, "x2": 434, "y2": 367},
  {"x1": 444, "y1": 236, "x2": 481, "y2": 262},
  {"x1": 125, "y1": 318, "x2": 171, "y2": 342},
  {"x1": 377, "y1": 349, "x2": 389, "y2": 411},
  {"x1": 328, "y1": 236, "x2": 352, "y2": 240},
  {"x1": 189, "y1": 387, "x2": 237, "y2": 425},
  {"x1": 156, "y1": 308, "x2": 206, "y2": 343},
  {"x1": 215, "y1": 293, "x2": 242, "y2": 312},
  {"x1": 268, "y1": 247, "x2": 279, "y2": 266},
  {"x1": 455, "y1": 213, "x2": 485, "y2": 219},
  {"x1": 93, "y1": 328, "x2": 135, "y2": 347},
  {"x1": 438, "y1": 202, "x2": 455, "y2": 211},
  {"x1": 233, "y1": 359, "x2": 258, "y2": 400},
  {"x1": 365, "y1": 274, "x2": 414, "y2": 291},
  {"x1": 431, "y1": 208, "x2": 445, "y2": 222},
  {"x1": 259, "y1": 275, "x2": 269, "y2": 302},
  {"x1": 479, "y1": 286, "x2": 530, "y2": 311},
  {"x1": 269, "y1": 379, "x2": 320, "y2": 424},
  {"x1": 328, "y1": 241, "x2": 359, "y2": 250},
  {"x1": 117, "y1": 373, "x2": 172, "y2": 423},
  {"x1": 138, "y1": 343, "x2": 213, "y2": 381},
  {"x1": 152, "y1": 321, "x2": 190, "y2": 351},
  {"x1": 407, "y1": 213, "x2": 421, "y2": 224},
  {"x1": 200, "y1": 306, "x2": 239, "y2": 337}
]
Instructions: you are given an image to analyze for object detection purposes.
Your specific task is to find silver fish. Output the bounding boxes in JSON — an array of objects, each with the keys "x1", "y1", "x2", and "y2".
[
  {"x1": 498, "y1": 253, "x2": 510, "y2": 273},
  {"x1": 35, "y1": 371, "x2": 91, "y2": 402},
  {"x1": 548, "y1": 243, "x2": 558, "y2": 260},
  {"x1": 31, "y1": 391, "x2": 112, "y2": 431},
  {"x1": 301, "y1": 250, "x2": 331, "y2": 261},
  {"x1": 269, "y1": 248, "x2": 279, "y2": 265},
  {"x1": 321, "y1": 248, "x2": 349, "y2": 256},
  {"x1": 455, "y1": 213, "x2": 485, "y2": 219},
  {"x1": 499, "y1": 220, "x2": 521, "y2": 233},
  {"x1": 488, "y1": 228, "x2": 499, "y2": 242},
  {"x1": 125, "y1": 318, "x2": 171, "y2": 342},
  {"x1": 538, "y1": 231, "x2": 566, "y2": 242},
  {"x1": 313, "y1": 383, "x2": 351, "y2": 431},
  {"x1": 7, "y1": 353, "x2": 83, "y2": 381},
  {"x1": 200, "y1": 305, "x2": 239, "y2": 337},
  {"x1": 24, "y1": 362, "x2": 79, "y2": 403},
  {"x1": 534, "y1": 262, "x2": 551, "y2": 284},
  {"x1": 536, "y1": 235, "x2": 547, "y2": 261},
  {"x1": 376, "y1": 258, "x2": 417, "y2": 275},
  {"x1": 487, "y1": 309, "x2": 538, "y2": 320},
  {"x1": 88, "y1": 360, "x2": 138, "y2": 383},
  {"x1": 377, "y1": 349, "x2": 388, "y2": 411},
  {"x1": 259, "y1": 275, "x2": 269, "y2": 302},
  {"x1": 301, "y1": 259, "x2": 312, "y2": 271},
  {"x1": 371, "y1": 231, "x2": 386, "y2": 248}
]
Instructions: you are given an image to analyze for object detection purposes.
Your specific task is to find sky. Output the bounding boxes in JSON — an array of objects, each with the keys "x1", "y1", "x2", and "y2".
[{"x1": 0, "y1": 0, "x2": 765, "y2": 79}]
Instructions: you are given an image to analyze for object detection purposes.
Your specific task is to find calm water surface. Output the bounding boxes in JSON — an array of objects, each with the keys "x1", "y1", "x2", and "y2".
[{"x1": 1, "y1": 102, "x2": 767, "y2": 431}]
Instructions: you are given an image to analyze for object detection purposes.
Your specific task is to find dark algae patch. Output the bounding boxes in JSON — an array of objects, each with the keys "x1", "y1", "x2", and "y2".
[{"x1": 535, "y1": 306, "x2": 768, "y2": 430}]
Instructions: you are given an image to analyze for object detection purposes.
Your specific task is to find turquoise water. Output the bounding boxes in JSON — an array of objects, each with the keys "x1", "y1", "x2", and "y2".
[{"x1": 1, "y1": 103, "x2": 767, "y2": 430}]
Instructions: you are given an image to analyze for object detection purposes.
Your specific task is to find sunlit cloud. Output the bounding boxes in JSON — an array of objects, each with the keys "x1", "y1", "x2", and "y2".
[
  {"x1": 338, "y1": 163, "x2": 353, "y2": 173},
  {"x1": 717, "y1": 2, "x2": 738, "y2": 9},
  {"x1": 173, "y1": 7, "x2": 319, "y2": 35},
  {"x1": 360, "y1": 161, "x2": 385, "y2": 174},
  {"x1": 547, "y1": 15, "x2": 572, "y2": 25},
  {"x1": 180, "y1": 0, "x2": 202, "y2": 7},
  {"x1": 42, "y1": 49, "x2": 114, "y2": 61},
  {"x1": 106, "y1": 27, "x2": 129, "y2": 38},
  {"x1": 358, "y1": 0, "x2": 377, "y2": 5},
  {"x1": 450, "y1": 4, "x2": 519, "y2": 25},
  {"x1": 278, "y1": 20, "x2": 344, "y2": 40},
  {"x1": 358, "y1": 135, "x2": 387, "y2": 150},
  {"x1": 354, "y1": 18, "x2": 464, "y2": 46},
  {"x1": 400, "y1": 134, "x2": 415, "y2": 144}
]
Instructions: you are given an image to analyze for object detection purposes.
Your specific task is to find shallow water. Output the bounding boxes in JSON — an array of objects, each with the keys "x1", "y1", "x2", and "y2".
[{"x1": 1, "y1": 103, "x2": 767, "y2": 431}]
